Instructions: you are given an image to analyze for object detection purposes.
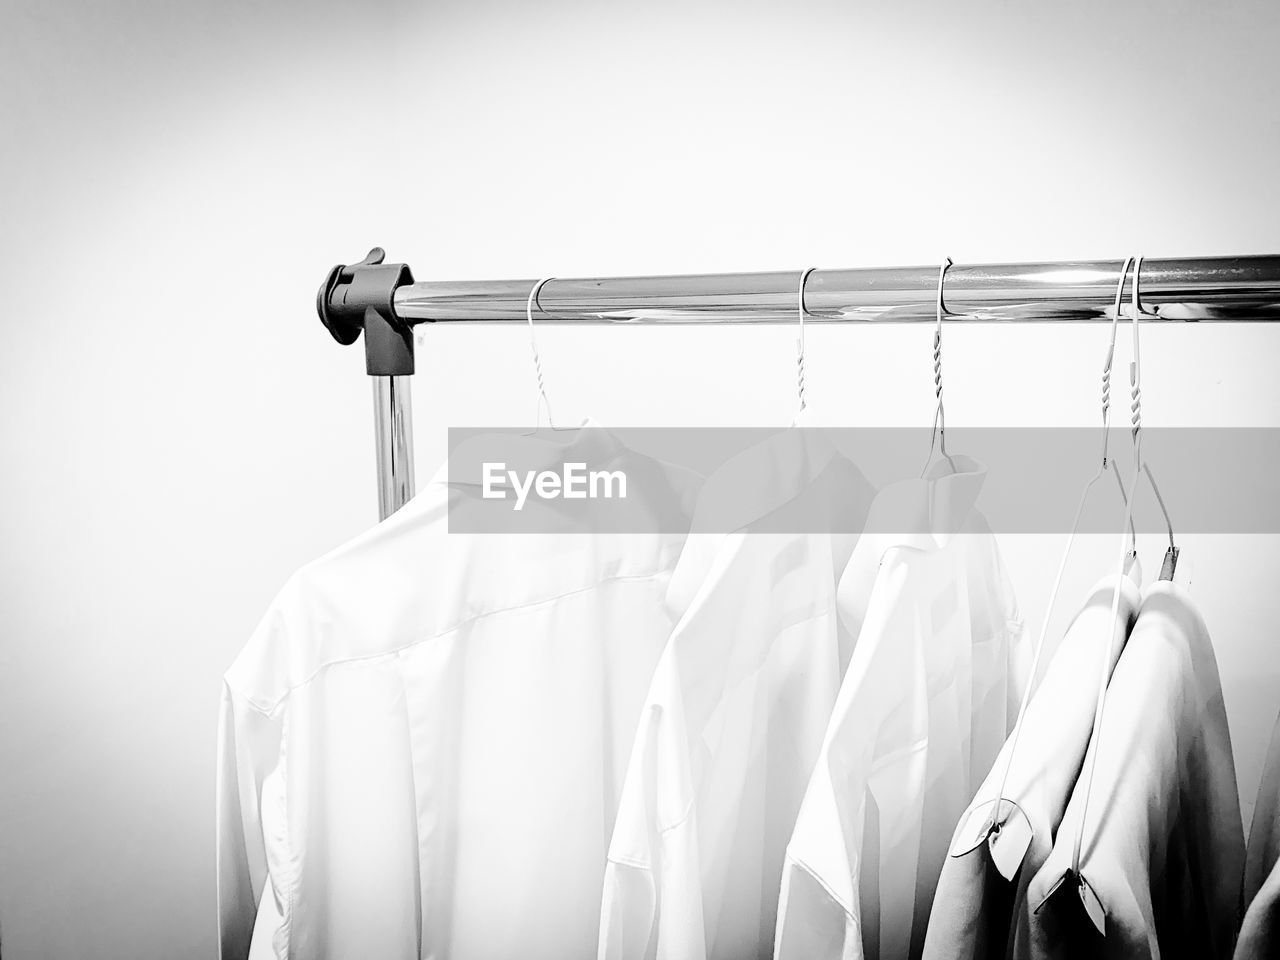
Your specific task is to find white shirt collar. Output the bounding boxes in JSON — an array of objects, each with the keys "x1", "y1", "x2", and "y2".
[
  {"x1": 433, "y1": 418, "x2": 625, "y2": 488},
  {"x1": 861, "y1": 454, "x2": 988, "y2": 553}
]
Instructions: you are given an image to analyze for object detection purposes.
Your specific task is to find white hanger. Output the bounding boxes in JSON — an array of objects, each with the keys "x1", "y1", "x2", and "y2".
[
  {"x1": 523, "y1": 277, "x2": 568, "y2": 435},
  {"x1": 921, "y1": 258, "x2": 957, "y2": 476},
  {"x1": 1128, "y1": 256, "x2": 1180, "y2": 579},
  {"x1": 1101, "y1": 261, "x2": 1141, "y2": 577},
  {"x1": 1061, "y1": 255, "x2": 1173, "y2": 935},
  {"x1": 948, "y1": 258, "x2": 1141, "y2": 879},
  {"x1": 794, "y1": 267, "x2": 817, "y2": 424}
]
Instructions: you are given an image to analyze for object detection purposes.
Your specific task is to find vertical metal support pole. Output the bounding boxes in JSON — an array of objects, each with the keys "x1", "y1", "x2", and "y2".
[
  {"x1": 372, "y1": 375, "x2": 415, "y2": 520},
  {"x1": 317, "y1": 248, "x2": 418, "y2": 519}
]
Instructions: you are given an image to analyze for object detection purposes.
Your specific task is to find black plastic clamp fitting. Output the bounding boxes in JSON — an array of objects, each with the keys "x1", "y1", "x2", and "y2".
[{"x1": 316, "y1": 247, "x2": 416, "y2": 376}]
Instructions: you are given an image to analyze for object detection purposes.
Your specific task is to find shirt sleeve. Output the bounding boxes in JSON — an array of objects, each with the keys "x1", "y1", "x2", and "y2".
[
  {"x1": 600, "y1": 664, "x2": 710, "y2": 960},
  {"x1": 216, "y1": 681, "x2": 282, "y2": 960},
  {"x1": 776, "y1": 555, "x2": 923, "y2": 960},
  {"x1": 600, "y1": 697, "x2": 664, "y2": 960}
]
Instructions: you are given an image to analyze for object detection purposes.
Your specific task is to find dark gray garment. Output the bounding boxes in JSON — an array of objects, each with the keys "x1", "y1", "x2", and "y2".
[
  {"x1": 1019, "y1": 582, "x2": 1244, "y2": 960},
  {"x1": 921, "y1": 576, "x2": 1139, "y2": 960}
]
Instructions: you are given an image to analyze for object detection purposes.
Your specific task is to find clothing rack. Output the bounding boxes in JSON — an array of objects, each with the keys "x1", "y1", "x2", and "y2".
[{"x1": 316, "y1": 250, "x2": 1280, "y2": 519}]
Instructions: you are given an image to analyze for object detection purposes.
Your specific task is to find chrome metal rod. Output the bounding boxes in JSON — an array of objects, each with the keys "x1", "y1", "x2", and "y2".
[
  {"x1": 393, "y1": 255, "x2": 1280, "y2": 324},
  {"x1": 372, "y1": 375, "x2": 415, "y2": 520}
]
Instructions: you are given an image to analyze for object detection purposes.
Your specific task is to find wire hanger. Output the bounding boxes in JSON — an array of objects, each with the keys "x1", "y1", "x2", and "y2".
[
  {"x1": 1054, "y1": 255, "x2": 1178, "y2": 935},
  {"x1": 921, "y1": 258, "x2": 957, "y2": 476},
  {"x1": 1129, "y1": 256, "x2": 1180, "y2": 580},
  {"x1": 948, "y1": 257, "x2": 1142, "y2": 879},
  {"x1": 523, "y1": 277, "x2": 566, "y2": 435},
  {"x1": 1101, "y1": 263, "x2": 1141, "y2": 576},
  {"x1": 794, "y1": 267, "x2": 817, "y2": 424}
]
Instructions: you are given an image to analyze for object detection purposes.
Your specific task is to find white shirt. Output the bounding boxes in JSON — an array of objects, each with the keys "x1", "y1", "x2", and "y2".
[
  {"x1": 598, "y1": 427, "x2": 875, "y2": 960},
  {"x1": 774, "y1": 456, "x2": 1027, "y2": 960},
  {"x1": 1021, "y1": 580, "x2": 1244, "y2": 960},
  {"x1": 921, "y1": 575, "x2": 1141, "y2": 960},
  {"x1": 217, "y1": 426, "x2": 700, "y2": 960}
]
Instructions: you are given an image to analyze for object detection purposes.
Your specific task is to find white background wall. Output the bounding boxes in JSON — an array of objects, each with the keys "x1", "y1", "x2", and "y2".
[{"x1": 2, "y1": 0, "x2": 1279, "y2": 956}]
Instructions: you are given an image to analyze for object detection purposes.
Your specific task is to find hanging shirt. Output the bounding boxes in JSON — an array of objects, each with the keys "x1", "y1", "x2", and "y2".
[
  {"x1": 1020, "y1": 580, "x2": 1244, "y2": 960},
  {"x1": 774, "y1": 455, "x2": 1027, "y2": 960},
  {"x1": 217, "y1": 425, "x2": 701, "y2": 960},
  {"x1": 597, "y1": 426, "x2": 875, "y2": 960},
  {"x1": 921, "y1": 575, "x2": 1141, "y2": 960},
  {"x1": 1235, "y1": 709, "x2": 1280, "y2": 959}
]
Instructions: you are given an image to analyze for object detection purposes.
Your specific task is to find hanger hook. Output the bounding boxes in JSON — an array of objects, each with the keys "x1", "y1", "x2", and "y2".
[
  {"x1": 526, "y1": 277, "x2": 557, "y2": 431},
  {"x1": 922, "y1": 257, "x2": 953, "y2": 473},
  {"x1": 796, "y1": 267, "x2": 817, "y2": 419}
]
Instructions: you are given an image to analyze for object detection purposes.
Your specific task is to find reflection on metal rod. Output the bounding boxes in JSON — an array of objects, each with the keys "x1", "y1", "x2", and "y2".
[
  {"x1": 372, "y1": 375, "x2": 415, "y2": 520},
  {"x1": 393, "y1": 255, "x2": 1280, "y2": 324}
]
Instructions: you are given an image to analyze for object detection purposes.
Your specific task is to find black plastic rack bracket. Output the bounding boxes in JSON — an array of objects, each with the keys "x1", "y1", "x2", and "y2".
[{"x1": 316, "y1": 247, "x2": 416, "y2": 376}]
